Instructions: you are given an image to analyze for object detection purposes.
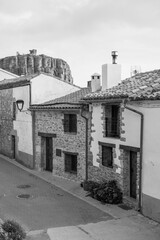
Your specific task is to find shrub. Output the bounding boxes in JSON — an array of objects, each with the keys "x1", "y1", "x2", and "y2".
[
  {"x1": 86, "y1": 180, "x2": 123, "y2": 204},
  {"x1": 1, "y1": 220, "x2": 26, "y2": 240},
  {"x1": 82, "y1": 180, "x2": 100, "y2": 192}
]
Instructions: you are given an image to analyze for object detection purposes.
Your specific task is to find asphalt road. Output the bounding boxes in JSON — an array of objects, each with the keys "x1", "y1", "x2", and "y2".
[{"x1": 0, "y1": 157, "x2": 112, "y2": 231}]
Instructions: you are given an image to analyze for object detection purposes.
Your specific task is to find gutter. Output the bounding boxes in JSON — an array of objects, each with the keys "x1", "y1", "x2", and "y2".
[
  {"x1": 123, "y1": 101, "x2": 144, "y2": 212},
  {"x1": 81, "y1": 105, "x2": 90, "y2": 181}
]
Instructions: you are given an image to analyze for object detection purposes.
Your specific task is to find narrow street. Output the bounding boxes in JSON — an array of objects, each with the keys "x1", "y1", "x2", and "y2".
[{"x1": 0, "y1": 156, "x2": 112, "y2": 231}]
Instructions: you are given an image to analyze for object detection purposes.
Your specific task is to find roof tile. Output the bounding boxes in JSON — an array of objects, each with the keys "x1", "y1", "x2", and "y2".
[{"x1": 83, "y1": 69, "x2": 160, "y2": 101}]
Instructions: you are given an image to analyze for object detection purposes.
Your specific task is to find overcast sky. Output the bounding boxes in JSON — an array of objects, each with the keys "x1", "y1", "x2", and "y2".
[{"x1": 0, "y1": 0, "x2": 160, "y2": 87}]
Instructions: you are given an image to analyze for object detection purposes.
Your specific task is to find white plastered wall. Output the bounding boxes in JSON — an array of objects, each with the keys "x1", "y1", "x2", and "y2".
[
  {"x1": 138, "y1": 105, "x2": 160, "y2": 199},
  {"x1": 0, "y1": 68, "x2": 18, "y2": 81},
  {"x1": 91, "y1": 103, "x2": 141, "y2": 174},
  {"x1": 91, "y1": 101, "x2": 160, "y2": 200},
  {"x1": 31, "y1": 74, "x2": 80, "y2": 104},
  {"x1": 13, "y1": 85, "x2": 33, "y2": 155}
]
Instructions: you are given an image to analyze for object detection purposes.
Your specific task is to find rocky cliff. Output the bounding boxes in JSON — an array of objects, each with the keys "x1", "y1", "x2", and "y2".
[{"x1": 0, "y1": 49, "x2": 73, "y2": 83}]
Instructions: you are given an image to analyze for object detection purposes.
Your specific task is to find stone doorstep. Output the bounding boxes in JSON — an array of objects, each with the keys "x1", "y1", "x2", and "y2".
[{"x1": 123, "y1": 196, "x2": 139, "y2": 210}]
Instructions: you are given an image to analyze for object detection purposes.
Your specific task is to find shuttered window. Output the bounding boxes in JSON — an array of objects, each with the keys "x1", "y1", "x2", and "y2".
[
  {"x1": 64, "y1": 114, "x2": 77, "y2": 133},
  {"x1": 102, "y1": 146, "x2": 113, "y2": 168},
  {"x1": 65, "y1": 154, "x2": 77, "y2": 174},
  {"x1": 13, "y1": 102, "x2": 16, "y2": 120},
  {"x1": 105, "y1": 105, "x2": 120, "y2": 138}
]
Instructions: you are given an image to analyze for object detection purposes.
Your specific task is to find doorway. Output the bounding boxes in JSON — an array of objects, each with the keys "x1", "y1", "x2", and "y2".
[
  {"x1": 130, "y1": 151, "x2": 137, "y2": 199},
  {"x1": 12, "y1": 135, "x2": 16, "y2": 159},
  {"x1": 45, "y1": 137, "x2": 53, "y2": 172}
]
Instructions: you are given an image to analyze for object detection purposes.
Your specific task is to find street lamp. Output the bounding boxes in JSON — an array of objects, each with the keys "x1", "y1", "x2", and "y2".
[{"x1": 16, "y1": 100, "x2": 24, "y2": 112}]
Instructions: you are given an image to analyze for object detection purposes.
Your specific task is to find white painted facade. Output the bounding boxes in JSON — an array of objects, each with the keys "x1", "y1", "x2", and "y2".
[
  {"x1": 90, "y1": 100, "x2": 160, "y2": 222},
  {"x1": 91, "y1": 102, "x2": 140, "y2": 174},
  {"x1": 0, "y1": 68, "x2": 18, "y2": 80},
  {"x1": 31, "y1": 74, "x2": 80, "y2": 104},
  {"x1": 13, "y1": 85, "x2": 33, "y2": 159}
]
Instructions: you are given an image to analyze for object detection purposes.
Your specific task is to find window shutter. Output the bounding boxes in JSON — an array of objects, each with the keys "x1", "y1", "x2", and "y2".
[
  {"x1": 111, "y1": 105, "x2": 119, "y2": 137},
  {"x1": 71, "y1": 155, "x2": 77, "y2": 172},
  {"x1": 102, "y1": 146, "x2": 113, "y2": 168},
  {"x1": 70, "y1": 114, "x2": 77, "y2": 133},
  {"x1": 65, "y1": 154, "x2": 71, "y2": 172},
  {"x1": 13, "y1": 102, "x2": 16, "y2": 120},
  {"x1": 64, "y1": 114, "x2": 69, "y2": 132}
]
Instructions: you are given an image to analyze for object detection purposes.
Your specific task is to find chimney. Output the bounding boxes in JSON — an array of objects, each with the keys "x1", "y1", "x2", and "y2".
[
  {"x1": 87, "y1": 80, "x2": 91, "y2": 89},
  {"x1": 91, "y1": 73, "x2": 101, "y2": 92},
  {"x1": 102, "y1": 51, "x2": 121, "y2": 90}
]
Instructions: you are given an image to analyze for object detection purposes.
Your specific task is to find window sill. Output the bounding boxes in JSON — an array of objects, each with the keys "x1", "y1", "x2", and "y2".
[
  {"x1": 64, "y1": 132, "x2": 77, "y2": 135},
  {"x1": 104, "y1": 136, "x2": 120, "y2": 140},
  {"x1": 65, "y1": 171, "x2": 77, "y2": 175},
  {"x1": 102, "y1": 165, "x2": 113, "y2": 169}
]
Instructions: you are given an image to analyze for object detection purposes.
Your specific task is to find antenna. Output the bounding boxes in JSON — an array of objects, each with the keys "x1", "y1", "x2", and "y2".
[{"x1": 130, "y1": 66, "x2": 141, "y2": 76}]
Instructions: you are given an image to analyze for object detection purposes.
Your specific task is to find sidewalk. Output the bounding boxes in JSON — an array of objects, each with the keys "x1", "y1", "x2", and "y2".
[{"x1": 1, "y1": 154, "x2": 160, "y2": 240}]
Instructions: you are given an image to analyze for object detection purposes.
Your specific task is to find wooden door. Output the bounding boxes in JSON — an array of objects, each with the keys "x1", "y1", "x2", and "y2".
[
  {"x1": 130, "y1": 151, "x2": 137, "y2": 199},
  {"x1": 12, "y1": 136, "x2": 16, "y2": 159},
  {"x1": 46, "y1": 137, "x2": 53, "y2": 172}
]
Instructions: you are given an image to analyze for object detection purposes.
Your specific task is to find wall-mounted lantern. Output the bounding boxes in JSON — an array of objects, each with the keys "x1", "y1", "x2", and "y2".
[{"x1": 16, "y1": 100, "x2": 24, "y2": 112}]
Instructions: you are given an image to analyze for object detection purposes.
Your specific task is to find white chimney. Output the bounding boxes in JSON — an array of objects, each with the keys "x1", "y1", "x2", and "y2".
[
  {"x1": 102, "y1": 51, "x2": 121, "y2": 90},
  {"x1": 91, "y1": 73, "x2": 101, "y2": 92}
]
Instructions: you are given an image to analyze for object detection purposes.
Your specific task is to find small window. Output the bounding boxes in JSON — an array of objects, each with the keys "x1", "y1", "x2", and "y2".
[
  {"x1": 13, "y1": 102, "x2": 16, "y2": 120},
  {"x1": 102, "y1": 145, "x2": 113, "y2": 168},
  {"x1": 105, "y1": 105, "x2": 120, "y2": 138},
  {"x1": 64, "y1": 114, "x2": 77, "y2": 133},
  {"x1": 56, "y1": 149, "x2": 62, "y2": 157},
  {"x1": 65, "y1": 154, "x2": 77, "y2": 174}
]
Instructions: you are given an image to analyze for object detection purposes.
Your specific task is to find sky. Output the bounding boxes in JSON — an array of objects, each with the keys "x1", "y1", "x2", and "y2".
[{"x1": 0, "y1": 0, "x2": 160, "y2": 87}]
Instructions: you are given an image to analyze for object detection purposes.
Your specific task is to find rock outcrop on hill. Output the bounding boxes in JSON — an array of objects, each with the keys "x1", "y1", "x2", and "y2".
[{"x1": 0, "y1": 49, "x2": 73, "y2": 83}]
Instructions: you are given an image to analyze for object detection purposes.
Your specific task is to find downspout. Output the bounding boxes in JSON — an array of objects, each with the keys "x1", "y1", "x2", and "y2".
[
  {"x1": 81, "y1": 105, "x2": 90, "y2": 181},
  {"x1": 29, "y1": 83, "x2": 35, "y2": 169},
  {"x1": 124, "y1": 101, "x2": 144, "y2": 212}
]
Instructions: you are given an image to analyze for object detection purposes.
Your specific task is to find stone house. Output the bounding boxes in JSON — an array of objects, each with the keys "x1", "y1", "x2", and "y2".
[
  {"x1": 0, "y1": 73, "x2": 80, "y2": 167},
  {"x1": 30, "y1": 87, "x2": 91, "y2": 181},
  {"x1": 83, "y1": 64, "x2": 160, "y2": 222}
]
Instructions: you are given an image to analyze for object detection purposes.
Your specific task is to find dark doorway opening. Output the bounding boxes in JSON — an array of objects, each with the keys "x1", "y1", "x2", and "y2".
[
  {"x1": 12, "y1": 135, "x2": 16, "y2": 159},
  {"x1": 46, "y1": 137, "x2": 53, "y2": 172},
  {"x1": 130, "y1": 151, "x2": 137, "y2": 199}
]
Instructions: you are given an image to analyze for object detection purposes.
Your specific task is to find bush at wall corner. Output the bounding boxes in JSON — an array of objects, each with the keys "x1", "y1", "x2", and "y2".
[
  {"x1": 86, "y1": 180, "x2": 123, "y2": 204},
  {"x1": 1, "y1": 220, "x2": 26, "y2": 240},
  {"x1": 82, "y1": 180, "x2": 100, "y2": 192}
]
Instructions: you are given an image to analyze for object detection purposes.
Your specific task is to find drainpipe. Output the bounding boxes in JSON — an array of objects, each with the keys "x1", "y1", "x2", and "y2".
[
  {"x1": 81, "y1": 105, "x2": 90, "y2": 181},
  {"x1": 123, "y1": 101, "x2": 144, "y2": 212}
]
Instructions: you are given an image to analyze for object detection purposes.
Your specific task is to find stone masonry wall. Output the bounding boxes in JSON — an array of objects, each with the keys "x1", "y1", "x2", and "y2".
[
  {"x1": 0, "y1": 88, "x2": 14, "y2": 157},
  {"x1": 34, "y1": 110, "x2": 88, "y2": 182}
]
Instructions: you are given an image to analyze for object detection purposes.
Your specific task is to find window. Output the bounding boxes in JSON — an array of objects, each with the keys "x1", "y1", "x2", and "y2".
[
  {"x1": 65, "y1": 153, "x2": 77, "y2": 174},
  {"x1": 64, "y1": 114, "x2": 77, "y2": 133},
  {"x1": 56, "y1": 149, "x2": 62, "y2": 157},
  {"x1": 13, "y1": 102, "x2": 16, "y2": 120},
  {"x1": 105, "y1": 105, "x2": 120, "y2": 138},
  {"x1": 102, "y1": 145, "x2": 113, "y2": 168}
]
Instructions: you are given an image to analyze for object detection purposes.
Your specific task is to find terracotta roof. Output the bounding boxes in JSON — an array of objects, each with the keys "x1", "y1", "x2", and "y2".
[
  {"x1": 83, "y1": 69, "x2": 160, "y2": 101},
  {"x1": 0, "y1": 74, "x2": 37, "y2": 89},
  {"x1": 30, "y1": 87, "x2": 91, "y2": 110}
]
